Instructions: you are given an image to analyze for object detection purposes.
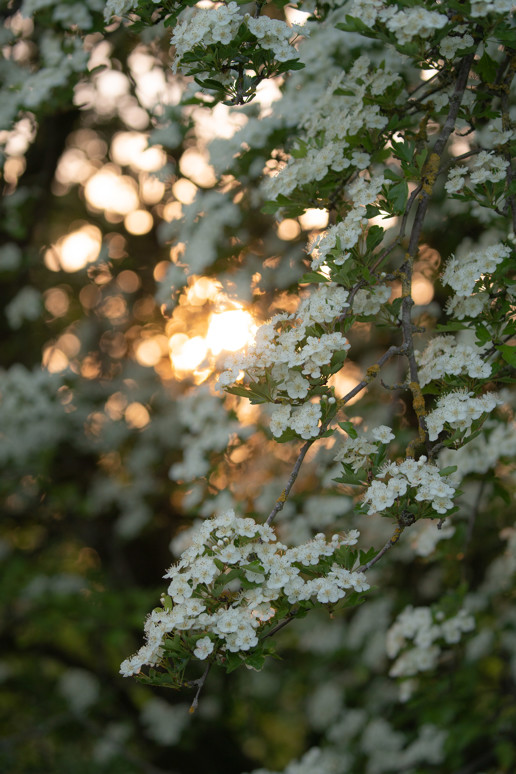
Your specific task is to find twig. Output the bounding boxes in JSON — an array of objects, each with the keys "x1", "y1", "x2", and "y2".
[
  {"x1": 336, "y1": 344, "x2": 405, "y2": 408},
  {"x1": 189, "y1": 663, "x2": 211, "y2": 714},
  {"x1": 407, "y1": 52, "x2": 476, "y2": 258},
  {"x1": 262, "y1": 611, "x2": 298, "y2": 640},
  {"x1": 357, "y1": 512, "x2": 416, "y2": 573},
  {"x1": 266, "y1": 345, "x2": 404, "y2": 526},
  {"x1": 266, "y1": 439, "x2": 314, "y2": 525}
]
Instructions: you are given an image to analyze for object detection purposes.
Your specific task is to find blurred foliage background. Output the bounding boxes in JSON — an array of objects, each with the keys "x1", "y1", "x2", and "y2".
[{"x1": 1, "y1": 2, "x2": 516, "y2": 773}]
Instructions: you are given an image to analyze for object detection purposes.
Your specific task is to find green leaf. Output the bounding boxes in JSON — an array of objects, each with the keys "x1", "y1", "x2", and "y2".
[
  {"x1": 391, "y1": 139, "x2": 414, "y2": 164},
  {"x1": 366, "y1": 225, "x2": 384, "y2": 251},
  {"x1": 334, "y1": 470, "x2": 363, "y2": 486},
  {"x1": 225, "y1": 385, "x2": 253, "y2": 399},
  {"x1": 386, "y1": 179, "x2": 409, "y2": 213},
  {"x1": 273, "y1": 427, "x2": 301, "y2": 443},
  {"x1": 358, "y1": 546, "x2": 376, "y2": 565},
  {"x1": 194, "y1": 77, "x2": 227, "y2": 92},
  {"x1": 213, "y1": 568, "x2": 241, "y2": 592},
  {"x1": 338, "y1": 421, "x2": 358, "y2": 438},
  {"x1": 475, "y1": 324, "x2": 491, "y2": 345},
  {"x1": 496, "y1": 343, "x2": 516, "y2": 366},
  {"x1": 336, "y1": 15, "x2": 372, "y2": 34},
  {"x1": 436, "y1": 322, "x2": 470, "y2": 332},
  {"x1": 276, "y1": 59, "x2": 305, "y2": 74},
  {"x1": 439, "y1": 466, "x2": 458, "y2": 477},
  {"x1": 244, "y1": 651, "x2": 266, "y2": 670},
  {"x1": 300, "y1": 271, "x2": 330, "y2": 284},
  {"x1": 240, "y1": 561, "x2": 265, "y2": 574},
  {"x1": 475, "y1": 51, "x2": 498, "y2": 83},
  {"x1": 224, "y1": 651, "x2": 243, "y2": 673}
]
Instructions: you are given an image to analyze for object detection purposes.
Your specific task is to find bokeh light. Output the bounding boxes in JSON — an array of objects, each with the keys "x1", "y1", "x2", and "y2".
[
  {"x1": 44, "y1": 224, "x2": 102, "y2": 273},
  {"x1": 110, "y1": 132, "x2": 166, "y2": 172},
  {"x1": 85, "y1": 167, "x2": 139, "y2": 215},
  {"x1": 124, "y1": 209, "x2": 153, "y2": 235}
]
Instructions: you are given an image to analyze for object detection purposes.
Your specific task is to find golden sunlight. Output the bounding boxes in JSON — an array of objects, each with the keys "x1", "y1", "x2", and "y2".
[
  {"x1": 206, "y1": 310, "x2": 256, "y2": 356},
  {"x1": 169, "y1": 334, "x2": 208, "y2": 372}
]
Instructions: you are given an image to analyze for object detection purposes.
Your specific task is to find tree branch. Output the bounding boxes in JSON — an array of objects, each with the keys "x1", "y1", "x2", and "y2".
[{"x1": 266, "y1": 345, "x2": 404, "y2": 526}]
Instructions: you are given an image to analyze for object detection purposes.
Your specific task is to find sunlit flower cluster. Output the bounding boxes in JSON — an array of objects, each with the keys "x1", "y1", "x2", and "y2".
[
  {"x1": 308, "y1": 175, "x2": 386, "y2": 271},
  {"x1": 217, "y1": 285, "x2": 350, "y2": 438},
  {"x1": 262, "y1": 53, "x2": 394, "y2": 202},
  {"x1": 120, "y1": 511, "x2": 366, "y2": 677}
]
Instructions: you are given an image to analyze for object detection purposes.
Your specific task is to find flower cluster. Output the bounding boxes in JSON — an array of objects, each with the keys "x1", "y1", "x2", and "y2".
[
  {"x1": 308, "y1": 175, "x2": 386, "y2": 271},
  {"x1": 349, "y1": 1, "x2": 447, "y2": 45},
  {"x1": 334, "y1": 425, "x2": 394, "y2": 473},
  {"x1": 120, "y1": 511, "x2": 367, "y2": 678},
  {"x1": 171, "y1": 3, "x2": 243, "y2": 70},
  {"x1": 104, "y1": 0, "x2": 138, "y2": 21},
  {"x1": 470, "y1": 0, "x2": 515, "y2": 17},
  {"x1": 170, "y1": 3, "x2": 303, "y2": 74},
  {"x1": 0, "y1": 365, "x2": 69, "y2": 466},
  {"x1": 442, "y1": 241, "x2": 510, "y2": 297},
  {"x1": 387, "y1": 604, "x2": 475, "y2": 679},
  {"x1": 262, "y1": 54, "x2": 393, "y2": 202},
  {"x1": 21, "y1": 0, "x2": 103, "y2": 27},
  {"x1": 438, "y1": 417, "x2": 516, "y2": 480},
  {"x1": 270, "y1": 401, "x2": 322, "y2": 440},
  {"x1": 425, "y1": 389, "x2": 500, "y2": 442},
  {"x1": 352, "y1": 284, "x2": 391, "y2": 315},
  {"x1": 217, "y1": 284, "x2": 350, "y2": 438},
  {"x1": 247, "y1": 16, "x2": 305, "y2": 63},
  {"x1": 439, "y1": 29, "x2": 475, "y2": 59},
  {"x1": 445, "y1": 152, "x2": 509, "y2": 194},
  {"x1": 415, "y1": 335, "x2": 491, "y2": 387},
  {"x1": 168, "y1": 387, "x2": 248, "y2": 482},
  {"x1": 362, "y1": 457, "x2": 456, "y2": 515}
]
